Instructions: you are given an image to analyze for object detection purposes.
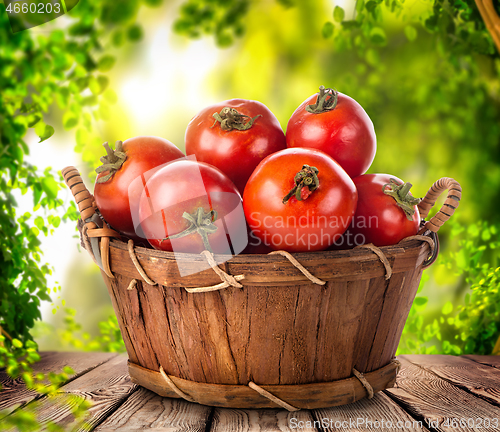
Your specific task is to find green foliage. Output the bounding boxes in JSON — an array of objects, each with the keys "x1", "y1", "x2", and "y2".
[
  {"x1": 399, "y1": 221, "x2": 500, "y2": 355},
  {"x1": 58, "y1": 308, "x2": 126, "y2": 353},
  {"x1": 0, "y1": 334, "x2": 91, "y2": 432},
  {"x1": 174, "y1": 0, "x2": 250, "y2": 46},
  {"x1": 0, "y1": 0, "x2": 164, "y2": 347}
]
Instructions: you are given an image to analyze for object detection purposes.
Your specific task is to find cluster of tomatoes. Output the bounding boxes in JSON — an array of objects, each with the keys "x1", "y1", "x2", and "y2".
[{"x1": 93, "y1": 86, "x2": 421, "y2": 255}]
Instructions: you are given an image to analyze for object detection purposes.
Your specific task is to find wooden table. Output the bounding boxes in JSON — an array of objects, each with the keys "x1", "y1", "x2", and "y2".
[{"x1": 1, "y1": 353, "x2": 500, "y2": 431}]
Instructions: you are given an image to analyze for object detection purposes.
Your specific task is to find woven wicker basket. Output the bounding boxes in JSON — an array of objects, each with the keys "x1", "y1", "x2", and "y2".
[{"x1": 62, "y1": 167, "x2": 460, "y2": 410}]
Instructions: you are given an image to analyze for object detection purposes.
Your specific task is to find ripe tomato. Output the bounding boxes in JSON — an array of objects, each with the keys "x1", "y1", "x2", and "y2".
[
  {"x1": 339, "y1": 174, "x2": 421, "y2": 248},
  {"x1": 138, "y1": 160, "x2": 245, "y2": 254},
  {"x1": 185, "y1": 99, "x2": 286, "y2": 194},
  {"x1": 243, "y1": 148, "x2": 357, "y2": 253},
  {"x1": 286, "y1": 86, "x2": 376, "y2": 178},
  {"x1": 94, "y1": 136, "x2": 184, "y2": 240}
]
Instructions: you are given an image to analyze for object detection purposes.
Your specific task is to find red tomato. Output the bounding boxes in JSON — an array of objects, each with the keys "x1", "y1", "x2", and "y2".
[
  {"x1": 339, "y1": 174, "x2": 421, "y2": 248},
  {"x1": 243, "y1": 148, "x2": 357, "y2": 253},
  {"x1": 94, "y1": 136, "x2": 184, "y2": 240},
  {"x1": 286, "y1": 86, "x2": 376, "y2": 178},
  {"x1": 185, "y1": 99, "x2": 286, "y2": 194},
  {"x1": 138, "y1": 160, "x2": 245, "y2": 254}
]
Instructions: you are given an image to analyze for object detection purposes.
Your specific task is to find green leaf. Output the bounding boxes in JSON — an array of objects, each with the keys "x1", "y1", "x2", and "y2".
[
  {"x1": 28, "y1": 115, "x2": 42, "y2": 128},
  {"x1": 97, "y1": 55, "x2": 116, "y2": 72},
  {"x1": 144, "y1": 0, "x2": 163, "y2": 6},
  {"x1": 127, "y1": 24, "x2": 144, "y2": 42},
  {"x1": 333, "y1": 6, "x2": 345, "y2": 23},
  {"x1": 369, "y1": 27, "x2": 387, "y2": 45},
  {"x1": 63, "y1": 112, "x2": 78, "y2": 130},
  {"x1": 112, "y1": 30, "x2": 125, "y2": 47},
  {"x1": 34, "y1": 216, "x2": 45, "y2": 230},
  {"x1": 35, "y1": 123, "x2": 55, "y2": 143},
  {"x1": 442, "y1": 301, "x2": 454, "y2": 315},
  {"x1": 322, "y1": 22, "x2": 334, "y2": 39},
  {"x1": 41, "y1": 176, "x2": 59, "y2": 200},
  {"x1": 365, "y1": 0, "x2": 381, "y2": 12},
  {"x1": 12, "y1": 339, "x2": 23, "y2": 348},
  {"x1": 404, "y1": 25, "x2": 417, "y2": 42},
  {"x1": 414, "y1": 297, "x2": 428, "y2": 306}
]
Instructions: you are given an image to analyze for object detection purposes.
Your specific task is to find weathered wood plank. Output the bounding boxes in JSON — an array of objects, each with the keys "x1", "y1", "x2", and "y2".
[
  {"x1": 314, "y1": 392, "x2": 430, "y2": 431},
  {"x1": 402, "y1": 354, "x2": 500, "y2": 406},
  {"x1": 2, "y1": 354, "x2": 137, "y2": 432},
  {"x1": 385, "y1": 357, "x2": 500, "y2": 431},
  {"x1": 210, "y1": 408, "x2": 318, "y2": 432},
  {"x1": 463, "y1": 355, "x2": 500, "y2": 369},
  {"x1": 0, "y1": 351, "x2": 117, "y2": 418},
  {"x1": 94, "y1": 387, "x2": 212, "y2": 431}
]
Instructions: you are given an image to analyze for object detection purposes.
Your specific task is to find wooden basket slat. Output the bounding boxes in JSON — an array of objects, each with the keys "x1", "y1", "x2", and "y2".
[
  {"x1": 383, "y1": 266, "x2": 423, "y2": 363},
  {"x1": 101, "y1": 240, "x2": 431, "y2": 387},
  {"x1": 351, "y1": 276, "x2": 389, "y2": 373},
  {"x1": 108, "y1": 239, "x2": 430, "y2": 287}
]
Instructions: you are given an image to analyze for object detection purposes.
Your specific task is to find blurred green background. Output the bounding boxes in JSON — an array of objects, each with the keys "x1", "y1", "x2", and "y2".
[{"x1": 1, "y1": 0, "x2": 500, "y2": 357}]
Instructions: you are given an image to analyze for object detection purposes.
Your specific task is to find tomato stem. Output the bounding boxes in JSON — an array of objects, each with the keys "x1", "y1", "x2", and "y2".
[
  {"x1": 211, "y1": 107, "x2": 261, "y2": 131},
  {"x1": 306, "y1": 86, "x2": 339, "y2": 114},
  {"x1": 95, "y1": 140, "x2": 127, "y2": 183},
  {"x1": 165, "y1": 207, "x2": 218, "y2": 253},
  {"x1": 382, "y1": 179, "x2": 422, "y2": 221},
  {"x1": 283, "y1": 165, "x2": 320, "y2": 204}
]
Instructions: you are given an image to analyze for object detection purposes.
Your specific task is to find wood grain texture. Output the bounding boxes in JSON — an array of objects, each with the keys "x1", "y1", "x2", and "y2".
[
  {"x1": 106, "y1": 262, "x2": 418, "y2": 391},
  {"x1": 1, "y1": 355, "x2": 137, "y2": 432},
  {"x1": 108, "y1": 238, "x2": 431, "y2": 287},
  {"x1": 210, "y1": 408, "x2": 318, "y2": 432},
  {"x1": 127, "y1": 360, "x2": 398, "y2": 409},
  {"x1": 463, "y1": 355, "x2": 500, "y2": 369},
  {"x1": 0, "y1": 351, "x2": 116, "y2": 418},
  {"x1": 385, "y1": 357, "x2": 500, "y2": 431},
  {"x1": 314, "y1": 392, "x2": 430, "y2": 431},
  {"x1": 402, "y1": 354, "x2": 500, "y2": 406},
  {"x1": 94, "y1": 386, "x2": 213, "y2": 431}
]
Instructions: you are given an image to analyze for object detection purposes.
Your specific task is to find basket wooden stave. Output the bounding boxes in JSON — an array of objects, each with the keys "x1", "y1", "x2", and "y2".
[{"x1": 62, "y1": 166, "x2": 461, "y2": 409}]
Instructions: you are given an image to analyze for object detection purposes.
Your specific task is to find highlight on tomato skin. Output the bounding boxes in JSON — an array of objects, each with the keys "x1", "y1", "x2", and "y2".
[
  {"x1": 185, "y1": 98, "x2": 287, "y2": 195},
  {"x1": 334, "y1": 173, "x2": 421, "y2": 249},
  {"x1": 242, "y1": 147, "x2": 358, "y2": 253},
  {"x1": 286, "y1": 86, "x2": 376, "y2": 179},
  {"x1": 93, "y1": 136, "x2": 185, "y2": 241},
  {"x1": 137, "y1": 159, "x2": 247, "y2": 255}
]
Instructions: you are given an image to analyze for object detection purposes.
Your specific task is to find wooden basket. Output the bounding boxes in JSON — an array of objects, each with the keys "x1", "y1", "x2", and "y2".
[{"x1": 62, "y1": 167, "x2": 461, "y2": 410}]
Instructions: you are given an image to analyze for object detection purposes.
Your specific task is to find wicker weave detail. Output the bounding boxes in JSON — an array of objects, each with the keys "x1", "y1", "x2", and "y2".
[{"x1": 417, "y1": 177, "x2": 461, "y2": 233}]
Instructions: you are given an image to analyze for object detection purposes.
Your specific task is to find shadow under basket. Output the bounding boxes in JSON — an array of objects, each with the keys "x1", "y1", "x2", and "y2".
[{"x1": 62, "y1": 167, "x2": 461, "y2": 410}]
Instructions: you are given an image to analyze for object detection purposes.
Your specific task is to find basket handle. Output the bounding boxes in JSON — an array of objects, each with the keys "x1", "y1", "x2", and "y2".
[
  {"x1": 61, "y1": 166, "x2": 119, "y2": 278},
  {"x1": 417, "y1": 177, "x2": 462, "y2": 233},
  {"x1": 61, "y1": 166, "x2": 97, "y2": 224},
  {"x1": 475, "y1": 0, "x2": 500, "y2": 53}
]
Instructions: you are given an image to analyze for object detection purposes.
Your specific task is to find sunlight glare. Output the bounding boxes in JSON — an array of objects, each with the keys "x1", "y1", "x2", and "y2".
[{"x1": 121, "y1": 26, "x2": 220, "y2": 132}]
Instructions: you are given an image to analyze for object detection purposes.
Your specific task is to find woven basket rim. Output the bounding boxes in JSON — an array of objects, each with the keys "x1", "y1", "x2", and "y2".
[{"x1": 109, "y1": 235, "x2": 428, "y2": 263}]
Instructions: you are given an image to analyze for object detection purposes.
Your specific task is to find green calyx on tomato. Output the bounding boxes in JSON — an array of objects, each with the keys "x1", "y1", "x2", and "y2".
[
  {"x1": 382, "y1": 178, "x2": 422, "y2": 221},
  {"x1": 211, "y1": 107, "x2": 262, "y2": 131},
  {"x1": 305, "y1": 85, "x2": 339, "y2": 114},
  {"x1": 164, "y1": 206, "x2": 218, "y2": 253},
  {"x1": 95, "y1": 140, "x2": 127, "y2": 184},
  {"x1": 282, "y1": 164, "x2": 320, "y2": 204}
]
